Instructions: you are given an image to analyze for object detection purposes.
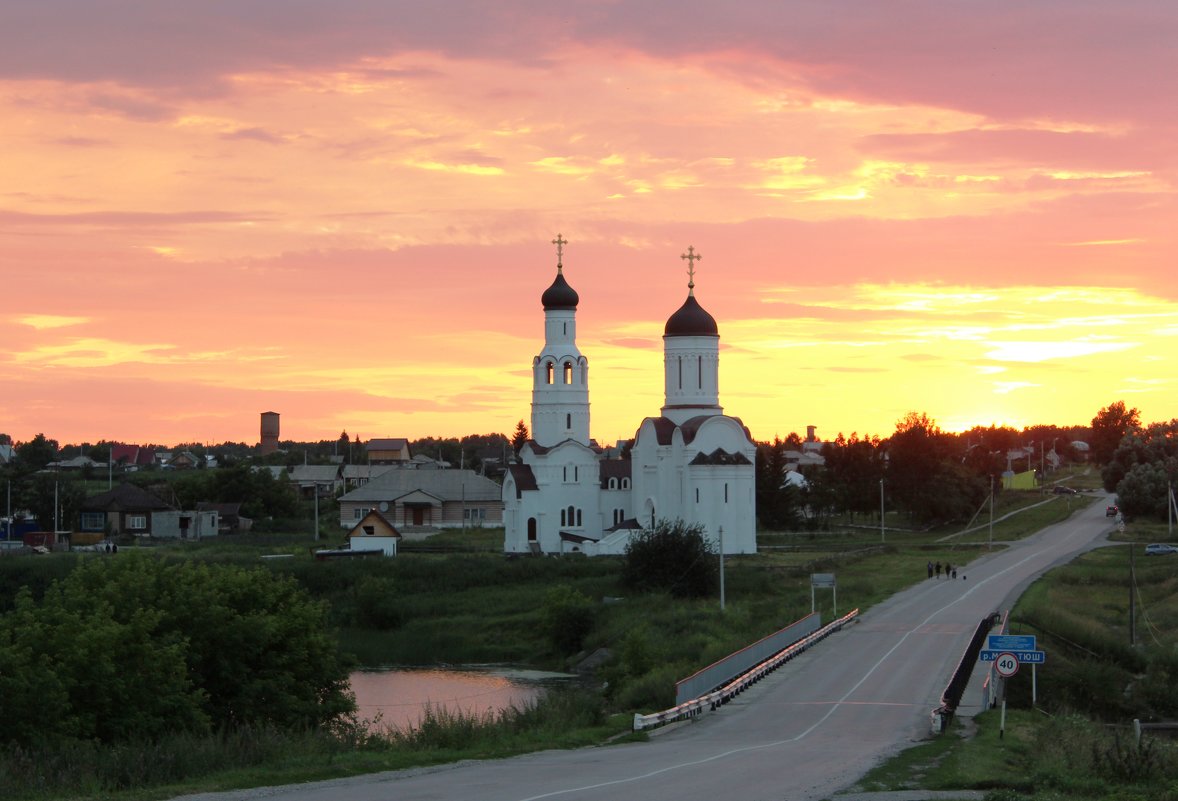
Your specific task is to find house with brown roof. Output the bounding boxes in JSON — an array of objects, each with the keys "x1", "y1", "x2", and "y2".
[
  {"x1": 78, "y1": 483, "x2": 175, "y2": 537},
  {"x1": 347, "y1": 510, "x2": 401, "y2": 556},
  {"x1": 366, "y1": 438, "x2": 412, "y2": 465}
]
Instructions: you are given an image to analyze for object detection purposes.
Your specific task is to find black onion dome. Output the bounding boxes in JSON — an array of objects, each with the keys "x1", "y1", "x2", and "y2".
[
  {"x1": 664, "y1": 294, "x2": 718, "y2": 336},
  {"x1": 541, "y1": 270, "x2": 579, "y2": 310}
]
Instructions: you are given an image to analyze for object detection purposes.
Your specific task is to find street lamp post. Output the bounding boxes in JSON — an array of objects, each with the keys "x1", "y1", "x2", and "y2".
[{"x1": 719, "y1": 525, "x2": 726, "y2": 611}]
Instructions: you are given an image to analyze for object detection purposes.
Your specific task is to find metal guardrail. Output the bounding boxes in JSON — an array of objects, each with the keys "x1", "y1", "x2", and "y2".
[
  {"x1": 674, "y1": 613, "x2": 821, "y2": 705},
  {"x1": 931, "y1": 610, "x2": 1002, "y2": 733},
  {"x1": 633, "y1": 609, "x2": 860, "y2": 732}
]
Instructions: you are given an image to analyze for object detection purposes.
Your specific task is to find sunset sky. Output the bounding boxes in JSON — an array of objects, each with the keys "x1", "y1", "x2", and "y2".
[{"x1": 3, "y1": 2, "x2": 1176, "y2": 449}]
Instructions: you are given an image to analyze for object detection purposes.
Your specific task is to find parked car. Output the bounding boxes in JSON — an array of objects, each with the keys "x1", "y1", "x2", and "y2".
[
  {"x1": 1144, "y1": 543, "x2": 1178, "y2": 556},
  {"x1": 1105, "y1": 505, "x2": 1119, "y2": 517}
]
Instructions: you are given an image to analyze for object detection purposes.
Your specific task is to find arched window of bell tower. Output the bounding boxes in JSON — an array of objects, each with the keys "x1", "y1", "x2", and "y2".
[
  {"x1": 546, "y1": 362, "x2": 554, "y2": 384},
  {"x1": 563, "y1": 361, "x2": 572, "y2": 384}
]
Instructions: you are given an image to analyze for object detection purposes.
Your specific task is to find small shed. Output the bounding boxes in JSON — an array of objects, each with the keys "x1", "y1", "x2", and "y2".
[{"x1": 347, "y1": 509, "x2": 401, "y2": 556}]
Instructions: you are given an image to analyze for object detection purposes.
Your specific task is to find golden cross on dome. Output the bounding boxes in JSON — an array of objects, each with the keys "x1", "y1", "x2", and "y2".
[
  {"x1": 552, "y1": 233, "x2": 567, "y2": 272},
  {"x1": 680, "y1": 245, "x2": 701, "y2": 296}
]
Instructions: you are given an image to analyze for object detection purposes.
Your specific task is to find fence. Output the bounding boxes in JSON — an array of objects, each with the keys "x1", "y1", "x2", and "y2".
[{"x1": 634, "y1": 609, "x2": 859, "y2": 731}]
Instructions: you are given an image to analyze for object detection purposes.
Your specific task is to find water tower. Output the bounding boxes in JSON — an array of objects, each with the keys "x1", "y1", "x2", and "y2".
[{"x1": 260, "y1": 411, "x2": 280, "y2": 455}]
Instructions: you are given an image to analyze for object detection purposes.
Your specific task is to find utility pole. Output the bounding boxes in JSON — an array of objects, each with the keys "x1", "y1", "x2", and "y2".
[
  {"x1": 1169, "y1": 482, "x2": 1174, "y2": 539},
  {"x1": 879, "y1": 478, "x2": 885, "y2": 542},
  {"x1": 313, "y1": 483, "x2": 320, "y2": 541},
  {"x1": 1129, "y1": 542, "x2": 1136, "y2": 646},
  {"x1": 989, "y1": 475, "x2": 995, "y2": 550}
]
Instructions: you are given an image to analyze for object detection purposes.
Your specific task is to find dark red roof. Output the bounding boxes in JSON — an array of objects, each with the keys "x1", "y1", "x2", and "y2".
[{"x1": 507, "y1": 464, "x2": 538, "y2": 498}]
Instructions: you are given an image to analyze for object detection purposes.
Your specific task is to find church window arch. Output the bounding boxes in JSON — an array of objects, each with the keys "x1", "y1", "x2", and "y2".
[
  {"x1": 563, "y1": 322, "x2": 567, "y2": 336},
  {"x1": 677, "y1": 356, "x2": 682, "y2": 390},
  {"x1": 621, "y1": 478, "x2": 630, "y2": 490},
  {"x1": 563, "y1": 466, "x2": 567, "y2": 482},
  {"x1": 527, "y1": 518, "x2": 537, "y2": 542},
  {"x1": 695, "y1": 487, "x2": 699, "y2": 503},
  {"x1": 724, "y1": 483, "x2": 729, "y2": 503},
  {"x1": 608, "y1": 477, "x2": 617, "y2": 490},
  {"x1": 576, "y1": 508, "x2": 582, "y2": 526},
  {"x1": 563, "y1": 361, "x2": 573, "y2": 384},
  {"x1": 566, "y1": 413, "x2": 571, "y2": 430},
  {"x1": 574, "y1": 465, "x2": 579, "y2": 481},
  {"x1": 698, "y1": 355, "x2": 703, "y2": 389},
  {"x1": 567, "y1": 505, "x2": 575, "y2": 527},
  {"x1": 546, "y1": 362, "x2": 554, "y2": 384}
]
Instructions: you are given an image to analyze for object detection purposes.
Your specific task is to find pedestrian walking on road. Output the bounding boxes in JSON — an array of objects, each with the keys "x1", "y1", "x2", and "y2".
[
  {"x1": 952, "y1": 567, "x2": 958, "y2": 579},
  {"x1": 945, "y1": 562, "x2": 952, "y2": 579},
  {"x1": 927, "y1": 561, "x2": 934, "y2": 578},
  {"x1": 935, "y1": 562, "x2": 942, "y2": 578}
]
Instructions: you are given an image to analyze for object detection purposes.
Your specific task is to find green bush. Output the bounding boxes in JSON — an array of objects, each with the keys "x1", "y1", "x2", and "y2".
[
  {"x1": 622, "y1": 519, "x2": 717, "y2": 599},
  {"x1": 0, "y1": 554, "x2": 354, "y2": 744},
  {"x1": 542, "y1": 585, "x2": 596, "y2": 655}
]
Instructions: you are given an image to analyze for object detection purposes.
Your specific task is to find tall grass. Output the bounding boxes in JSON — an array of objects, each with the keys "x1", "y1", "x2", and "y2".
[{"x1": 0, "y1": 689, "x2": 615, "y2": 801}]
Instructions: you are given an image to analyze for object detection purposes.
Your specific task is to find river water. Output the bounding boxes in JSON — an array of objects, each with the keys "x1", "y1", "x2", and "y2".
[{"x1": 350, "y1": 666, "x2": 573, "y2": 733}]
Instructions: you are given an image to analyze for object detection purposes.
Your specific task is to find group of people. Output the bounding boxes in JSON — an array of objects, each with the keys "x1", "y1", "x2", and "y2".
[{"x1": 927, "y1": 560, "x2": 958, "y2": 580}]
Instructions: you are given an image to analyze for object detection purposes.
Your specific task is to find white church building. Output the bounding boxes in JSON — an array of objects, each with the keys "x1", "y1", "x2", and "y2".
[{"x1": 502, "y1": 238, "x2": 757, "y2": 556}]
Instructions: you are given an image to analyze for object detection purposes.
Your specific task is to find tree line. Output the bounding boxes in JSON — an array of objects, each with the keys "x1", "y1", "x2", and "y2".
[{"x1": 754, "y1": 402, "x2": 1172, "y2": 530}]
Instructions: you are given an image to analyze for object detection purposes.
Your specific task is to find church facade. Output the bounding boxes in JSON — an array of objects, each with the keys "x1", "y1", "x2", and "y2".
[{"x1": 502, "y1": 239, "x2": 756, "y2": 556}]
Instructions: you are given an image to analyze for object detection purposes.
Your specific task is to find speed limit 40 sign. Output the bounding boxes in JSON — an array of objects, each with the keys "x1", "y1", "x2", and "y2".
[{"x1": 994, "y1": 652, "x2": 1020, "y2": 678}]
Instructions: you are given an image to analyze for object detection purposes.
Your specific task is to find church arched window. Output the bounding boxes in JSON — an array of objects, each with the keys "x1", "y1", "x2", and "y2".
[
  {"x1": 695, "y1": 487, "x2": 699, "y2": 503},
  {"x1": 724, "y1": 483, "x2": 729, "y2": 503},
  {"x1": 560, "y1": 508, "x2": 567, "y2": 526},
  {"x1": 563, "y1": 361, "x2": 573, "y2": 384},
  {"x1": 621, "y1": 478, "x2": 630, "y2": 490},
  {"x1": 566, "y1": 413, "x2": 571, "y2": 430},
  {"x1": 677, "y1": 356, "x2": 682, "y2": 390},
  {"x1": 546, "y1": 362, "x2": 554, "y2": 384},
  {"x1": 608, "y1": 477, "x2": 617, "y2": 490},
  {"x1": 576, "y1": 508, "x2": 583, "y2": 526},
  {"x1": 698, "y1": 355, "x2": 703, "y2": 389},
  {"x1": 567, "y1": 505, "x2": 575, "y2": 527}
]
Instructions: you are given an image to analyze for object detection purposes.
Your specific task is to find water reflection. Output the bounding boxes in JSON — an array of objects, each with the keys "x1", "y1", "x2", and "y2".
[{"x1": 350, "y1": 666, "x2": 572, "y2": 733}]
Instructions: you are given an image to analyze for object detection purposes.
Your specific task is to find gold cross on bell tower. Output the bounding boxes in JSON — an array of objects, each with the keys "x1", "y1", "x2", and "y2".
[
  {"x1": 552, "y1": 233, "x2": 568, "y2": 272},
  {"x1": 681, "y1": 245, "x2": 701, "y2": 296}
]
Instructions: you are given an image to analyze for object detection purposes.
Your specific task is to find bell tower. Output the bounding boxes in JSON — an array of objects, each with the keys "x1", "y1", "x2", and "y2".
[{"x1": 531, "y1": 234, "x2": 590, "y2": 447}]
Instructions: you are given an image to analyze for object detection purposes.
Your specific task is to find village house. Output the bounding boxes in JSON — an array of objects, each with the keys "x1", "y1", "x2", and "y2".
[{"x1": 337, "y1": 468, "x2": 503, "y2": 530}]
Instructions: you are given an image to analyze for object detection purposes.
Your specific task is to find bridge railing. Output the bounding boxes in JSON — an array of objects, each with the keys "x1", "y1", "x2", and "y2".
[
  {"x1": 674, "y1": 613, "x2": 821, "y2": 705},
  {"x1": 633, "y1": 608, "x2": 860, "y2": 732},
  {"x1": 931, "y1": 610, "x2": 1002, "y2": 733}
]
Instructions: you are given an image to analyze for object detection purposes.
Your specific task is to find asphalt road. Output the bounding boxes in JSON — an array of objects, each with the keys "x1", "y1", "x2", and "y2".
[{"x1": 178, "y1": 495, "x2": 1115, "y2": 801}]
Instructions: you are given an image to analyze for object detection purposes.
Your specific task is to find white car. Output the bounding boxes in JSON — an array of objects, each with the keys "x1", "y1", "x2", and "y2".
[{"x1": 1144, "y1": 543, "x2": 1177, "y2": 556}]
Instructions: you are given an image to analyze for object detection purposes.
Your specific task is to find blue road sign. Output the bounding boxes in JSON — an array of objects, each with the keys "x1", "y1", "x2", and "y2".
[
  {"x1": 980, "y1": 649, "x2": 1046, "y2": 664},
  {"x1": 988, "y1": 634, "x2": 1037, "y2": 651}
]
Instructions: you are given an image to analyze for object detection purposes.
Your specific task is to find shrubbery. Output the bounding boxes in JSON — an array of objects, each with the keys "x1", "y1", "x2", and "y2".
[
  {"x1": 621, "y1": 518, "x2": 718, "y2": 599},
  {"x1": 0, "y1": 555, "x2": 354, "y2": 744}
]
